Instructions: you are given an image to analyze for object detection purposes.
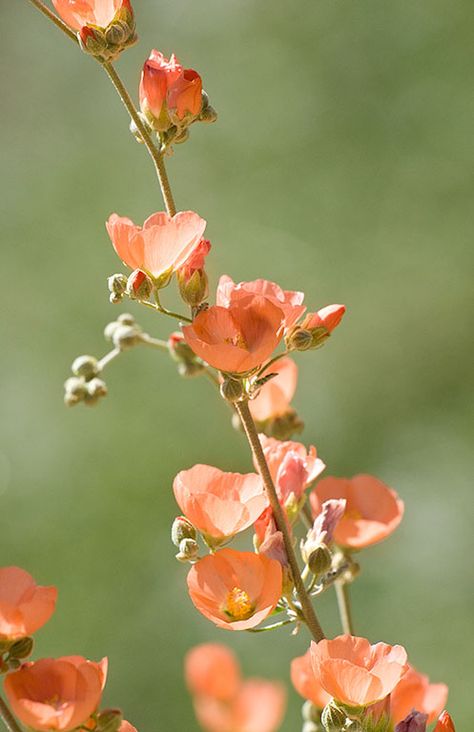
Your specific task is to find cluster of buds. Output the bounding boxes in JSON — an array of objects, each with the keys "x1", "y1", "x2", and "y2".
[
  {"x1": 64, "y1": 355, "x2": 107, "y2": 407},
  {"x1": 168, "y1": 332, "x2": 206, "y2": 377},
  {"x1": 138, "y1": 51, "x2": 217, "y2": 150},
  {"x1": 108, "y1": 271, "x2": 155, "y2": 304},
  {"x1": 171, "y1": 516, "x2": 199, "y2": 562},
  {"x1": 104, "y1": 313, "x2": 143, "y2": 351},
  {"x1": 0, "y1": 636, "x2": 34, "y2": 674},
  {"x1": 285, "y1": 305, "x2": 346, "y2": 352}
]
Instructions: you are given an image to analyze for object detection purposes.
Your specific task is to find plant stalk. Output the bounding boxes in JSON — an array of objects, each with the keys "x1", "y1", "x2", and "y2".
[
  {"x1": 0, "y1": 696, "x2": 22, "y2": 732},
  {"x1": 335, "y1": 580, "x2": 354, "y2": 635}
]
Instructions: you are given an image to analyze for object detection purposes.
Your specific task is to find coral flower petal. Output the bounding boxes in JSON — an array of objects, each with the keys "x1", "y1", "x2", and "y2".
[{"x1": 0, "y1": 567, "x2": 57, "y2": 641}]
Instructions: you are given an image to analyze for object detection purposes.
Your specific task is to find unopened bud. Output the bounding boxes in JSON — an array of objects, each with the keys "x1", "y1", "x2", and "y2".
[
  {"x1": 96, "y1": 709, "x2": 123, "y2": 732},
  {"x1": 177, "y1": 268, "x2": 208, "y2": 307},
  {"x1": 104, "y1": 321, "x2": 120, "y2": 342},
  {"x1": 105, "y1": 20, "x2": 130, "y2": 46},
  {"x1": 112, "y1": 324, "x2": 141, "y2": 350},
  {"x1": 126, "y1": 269, "x2": 154, "y2": 301},
  {"x1": 286, "y1": 327, "x2": 313, "y2": 352},
  {"x1": 117, "y1": 313, "x2": 136, "y2": 326},
  {"x1": 6, "y1": 658, "x2": 21, "y2": 671},
  {"x1": 84, "y1": 378, "x2": 107, "y2": 406},
  {"x1": 310, "y1": 326, "x2": 330, "y2": 350},
  {"x1": 220, "y1": 377, "x2": 244, "y2": 403},
  {"x1": 174, "y1": 128, "x2": 190, "y2": 145},
  {"x1": 176, "y1": 538, "x2": 199, "y2": 562},
  {"x1": 79, "y1": 25, "x2": 107, "y2": 56},
  {"x1": 8, "y1": 637, "x2": 34, "y2": 660},
  {"x1": 200, "y1": 104, "x2": 218, "y2": 123},
  {"x1": 64, "y1": 377, "x2": 87, "y2": 406},
  {"x1": 263, "y1": 409, "x2": 304, "y2": 441},
  {"x1": 307, "y1": 544, "x2": 332, "y2": 577},
  {"x1": 321, "y1": 702, "x2": 348, "y2": 732},
  {"x1": 177, "y1": 361, "x2": 205, "y2": 378},
  {"x1": 108, "y1": 273, "x2": 128, "y2": 296},
  {"x1": 71, "y1": 355, "x2": 99, "y2": 381},
  {"x1": 171, "y1": 516, "x2": 196, "y2": 546}
]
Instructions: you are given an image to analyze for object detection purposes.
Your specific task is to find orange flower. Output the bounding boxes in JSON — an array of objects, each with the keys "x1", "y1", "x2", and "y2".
[
  {"x1": 185, "y1": 644, "x2": 241, "y2": 701},
  {"x1": 217, "y1": 276, "x2": 305, "y2": 331},
  {"x1": 173, "y1": 465, "x2": 267, "y2": 542},
  {"x1": 310, "y1": 635, "x2": 408, "y2": 707},
  {"x1": 119, "y1": 723, "x2": 137, "y2": 732},
  {"x1": 434, "y1": 711, "x2": 455, "y2": 731},
  {"x1": 310, "y1": 474, "x2": 404, "y2": 549},
  {"x1": 301, "y1": 304, "x2": 346, "y2": 333},
  {"x1": 249, "y1": 357, "x2": 298, "y2": 423},
  {"x1": 390, "y1": 665, "x2": 448, "y2": 724},
  {"x1": 182, "y1": 295, "x2": 285, "y2": 373},
  {"x1": 4, "y1": 656, "x2": 107, "y2": 731},
  {"x1": 260, "y1": 436, "x2": 325, "y2": 504},
  {"x1": 290, "y1": 650, "x2": 331, "y2": 709},
  {"x1": 52, "y1": 0, "x2": 130, "y2": 31},
  {"x1": 0, "y1": 566, "x2": 57, "y2": 641},
  {"x1": 106, "y1": 211, "x2": 206, "y2": 282},
  {"x1": 187, "y1": 549, "x2": 282, "y2": 630},
  {"x1": 140, "y1": 51, "x2": 202, "y2": 128},
  {"x1": 193, "y1": 679, "x2": 286, "y2": 732}
]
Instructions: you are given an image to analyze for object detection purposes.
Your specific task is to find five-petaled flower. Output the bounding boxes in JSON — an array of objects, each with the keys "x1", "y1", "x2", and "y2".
[{"x1": 0, "y1": 566, "x2": 57, "y2": 642}]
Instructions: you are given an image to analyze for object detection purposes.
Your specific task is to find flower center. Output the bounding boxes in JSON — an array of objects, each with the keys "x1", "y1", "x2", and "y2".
[
  {"x1": 44, "y1": 694, "x2": 67, "y2": 711},
  {"x1": 224, "y1": 333, "x2": 248, "y2": 350},
  {"x1": 225, "y1": 587, "x2": 254, "y2": 620},
  {"x1": 345, "y1": 508, "x2": 363, "y2": 521}
]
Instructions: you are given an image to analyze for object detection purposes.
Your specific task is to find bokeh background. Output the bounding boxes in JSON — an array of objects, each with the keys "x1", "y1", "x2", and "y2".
[{"x1": 1, "y1": 0, "x2": 473, "y2": 729}]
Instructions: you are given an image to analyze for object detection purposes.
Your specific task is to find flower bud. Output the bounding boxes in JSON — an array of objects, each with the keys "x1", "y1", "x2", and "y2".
[
  {"x1": 176, "y1": 538, "x2": 199, "y2": 562},
  {"x1": 171, "y1": 516, "x2": 197, "y2": 546},
  {"x1": 321, "y1": 702, "x2": 348, "y2": 732},
  {"x1": 395, "y1": 711, "x2": 428, "y2": 732},
  {"x1": 96, "y1": 709, "x2": 123, "y2": 732},
  {"x1": 112, "y1": 325, "x2": 141, "y2": 350},
  {"x1": 8, "y1": 637, "x2": 34, "y2": 661},
  {"x1": 177, "y1": 267, "x2": 208, "y2": 307},
  {"x1": 259, "y1": 409, "x2": 304, "y2": 441},
  {"x1": 118, "y1": 313, "x2": 136, "y2": 326},
  {"x1": 108, "y1": 273, "x2": 128, "y2": 296},
  {"x1": 285, "y1": 327, "x2": 313, "y2": 352},
  {"x1": 126, "y1": 269, "x2": 154, "y2": 301},
  {"x1": 199, "y1": 104, "x2": 218, "y2": 123},
  {"x1": 310, "y1": 326, "x2": 330, "y2": 350},
  {"x1": 84, "y1": 378, "x2": 108, "y2": 406},
  {"x1": 307, "y1": 544, "x2": 332, "y2": 577},
  {"x1": 78, "y1": 26, "x2": 107, "y2": 56},
  {"x1": 177, "y1": 361, "x2": 206, "y2": 378},
  {"x1": 71, "y1": 355, "x2": 99, "y2": 381},
  {"x1": 220, "y1": 377, "x2": 244, "y2": 403},
  {"x1": 64, "y1": 377, "x2": 87, "y2": 406}
]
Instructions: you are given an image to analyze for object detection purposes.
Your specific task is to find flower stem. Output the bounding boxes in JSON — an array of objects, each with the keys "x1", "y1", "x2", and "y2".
[
  {"x1": 0, "y1": 696, "x2": 22, "y2": 732},
  {"x1": 101, "y1": 63, "x2": 177, "y2": 217},
  {"x1": 235, "y1": 400, "x2": 325, "y2": 642},
  {"x1": 335, "y1": 580, "x2": 354, "y2": 635},
  {"x1": 27, "y1": 0, "x2": 78, "y2": 43}
]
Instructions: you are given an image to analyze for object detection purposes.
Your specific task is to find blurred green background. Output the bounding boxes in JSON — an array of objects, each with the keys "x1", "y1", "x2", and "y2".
[{"x1": 1, "y1": 0, "x2": 473, "y2": 729}]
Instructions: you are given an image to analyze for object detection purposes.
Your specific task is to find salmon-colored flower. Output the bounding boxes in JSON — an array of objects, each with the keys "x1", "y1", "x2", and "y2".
[
  {"x1": 193, "y1": 679, "x2": 286, "y2": 732},
  {"x1": 187, "y1": 549, "x2": 282, "y2": 630},
  {"x1": 52, "y1": 0, "x2": 130, "y2": 31},
  {"x1": 106, "y1": 211, "x2": 206, "y2": 282},
  {"x1": 291, "y1": 650, "x2": 331, "y2": 708},
  {"x1": 310, "y1": 635, "x2": 408, "y2": 707},
  {"x1": 390, "y1": 665, "x2": 448, "y2": 724},
  {"x1": 249, "y1": 357, "x2": 298, "y2": 423},
  {"x1": 259, "y1": 436, "x2": 325, "y2": 505},
  {"x1": 310, "y1": 474, "x2": 404, "y2": 549},
  {"x1": 301, "y1": 304, "x2": 346, "y2": 333},
  {"x1": 173, "y1": 465, "x2": 267, "y2": 542},
  {"x1": 185, "y1": 644, "x2": 241, "y2": 701},
  {"x1": 182, "y1": 295, "x2": 285, "y2": 373},
  {"x1": 434, "y1": 711, "x2": 455, "y2": 731},
  {"x1": 217, "y1": 276, "x2": 305, "y2": 331},
  {"x1": 119, "y1": 723, "x2": 137, "y2": 732},
  {"x1": 140, "y1": 51, "x2": 202, "y2": 127},
  {"x1": 0, "y1": 567, "x2": 57, "y2": 641},
  {"x1": 4, "y1": 656, "x2": 107, "y2": 731}
]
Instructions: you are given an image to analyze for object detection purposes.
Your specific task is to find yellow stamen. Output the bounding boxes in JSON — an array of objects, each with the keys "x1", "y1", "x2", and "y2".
[
  {"x1": 224, "y1": 333, "x2": 248, "y2": 350},
  {"x1": 225, "y1": 586, "x2": 254, "y2": 620},
  {"x1": 345, "y1": 508, "x2": 363, "y2": 521}
]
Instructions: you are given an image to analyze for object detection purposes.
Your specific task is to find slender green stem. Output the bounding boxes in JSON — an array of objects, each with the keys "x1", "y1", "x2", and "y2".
[
  {"x1": 0, "y1": 696, "x2": 22, "y2": 732},
  {"x1": 235, "y1": 400, "x2": 325, "y2": 642},
  {"x1": 256, "y1": 350, "x2": 289, "y2": 378},
  {"x1": 335, "y1": 580, "x2": 354, "y2": 635},
  {"x1": 101, "y1": 63, "x2": 177, "y2": 216},
  {"x1": 153, "y1": 293, "x2": 192, "y2": 323},
  {"x1": 247, "y1": 618, "x2": 295, "y2": 633},
  {"x1": 140, "y1": 334, "x2": 169, "y2": 351},
  {"x1": 27, "y1": 0, "x2": 78, "y2": 43}
]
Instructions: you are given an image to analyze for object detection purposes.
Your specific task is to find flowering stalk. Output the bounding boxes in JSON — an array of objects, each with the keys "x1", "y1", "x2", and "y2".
[
  {"x1": 335, "y1": 580, "x2": 354, "y2": 635},
  {"x1": 0, "y1": 695, "x2": 22, "y2": 732},
  {"x1": 234, "y1": 400, "x2": 325, "y2": 642},
  {"x1": 26, "y1": 0, "x2": 176, "y2": 217}
]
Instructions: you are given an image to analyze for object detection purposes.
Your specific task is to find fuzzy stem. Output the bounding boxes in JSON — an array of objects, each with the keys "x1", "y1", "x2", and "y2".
[
  {"x1": 27, "y1": 0, "x2": 78, "y2": 43},
  {"x1": 335, "y1": 580, "x2": 354, "y2": 635},
  {"x1": 0, "y1": 696, "x2": 22, "y2": 732},
  {"x1": 235, "y1": 400, "x2": 325, "y2": 642}
]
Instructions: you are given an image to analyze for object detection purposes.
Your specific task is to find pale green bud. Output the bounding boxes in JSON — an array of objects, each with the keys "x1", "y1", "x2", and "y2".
[
  {"x1": 72, "y1": 355, "x2": 99, "y2": 381},
  {"x1": 220, "y1": 377, "x2": 244, "y2": 403},
  {"x1": 171, "y1": 516, "x2": 197, "y2": 546}
]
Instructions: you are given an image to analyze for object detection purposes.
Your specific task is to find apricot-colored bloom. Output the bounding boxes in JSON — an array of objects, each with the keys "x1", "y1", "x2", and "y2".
[
  {"x1": 193, "y1": 679, "x2": 286, "y2": 732},
  {"x1": 390, "y1": 665, "x2": 448, "y2": 724},
  {"x1": 434, "y1": 711, "x2": 455, "y2": 732},
  {"x1": 310, "y1": 635, "x2": 408, "y2": 707},
  {"x1": 290, "y1": 650, "x2": 331, "y2": 709},
  {"x1": 301, "y1": 304, "x2": 346, "y2": 333},
  {"x1": 249, "y1": 357, "x2": 298, "y2": 423},
  {"x1": 310, "y1": 474, "x2": 404, "y2": 549},
  {"x1": 185, "y1": 644, "x2": 241, "y2": 701},
  {"x1": 52, "y1": 0, "x2": 128, "y2": 31},
  {"x1": 4, "y1": 656, "x2": 107, "y2": 732},
  {"x1": 259, "y1": 436, "x2": 325, "y2": 504},
  {"x1": 0, "y1": 567, "x2": 57, "y2": 641},
  {"x1": 217, "y1": 276, "x2": 305, "y2": 331},
  {"x1": 182, "y1": 295, "x2": 285, "y2": 373},
  {"x1": 187, "y1": 549, "x2": 282, "y2": 630},
  {"x1": 119, "y1": 723, "x2": 137, "y2": 732},
  {"x1": 106, "y1": 211, "x2": 206, "y2": 281},
  {"x1": 173, "y1": 464, "x2": 267, "y2": 542},
  {"x1": 140, "y1": 50, "x2": 202, "y2": 125}
]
